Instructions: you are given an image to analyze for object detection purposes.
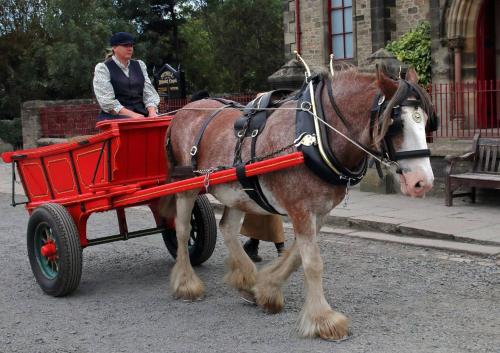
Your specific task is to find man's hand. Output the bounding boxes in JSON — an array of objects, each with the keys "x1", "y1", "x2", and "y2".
[
  {"x1": 118, "y1": 107, "x2": 144, "y2": 118},
  {"x1": 147, "y1": 106, "x2": 158, "y2": 118}
]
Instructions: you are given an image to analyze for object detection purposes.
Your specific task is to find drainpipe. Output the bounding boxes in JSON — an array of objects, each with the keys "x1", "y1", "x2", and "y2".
[{"x1": 295, "y1": 0, "x2": 301, "y2": 54}]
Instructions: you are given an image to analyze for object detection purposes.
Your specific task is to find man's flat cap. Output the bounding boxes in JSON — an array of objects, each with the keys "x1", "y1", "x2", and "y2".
[{"x1": 110, "y1": 32, "x2": 134, "y2": 46}]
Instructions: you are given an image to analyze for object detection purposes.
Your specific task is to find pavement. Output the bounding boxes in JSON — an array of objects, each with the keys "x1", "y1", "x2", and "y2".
[{"x1": 1, "y1": 159, "x2": 500, "y2": 257}]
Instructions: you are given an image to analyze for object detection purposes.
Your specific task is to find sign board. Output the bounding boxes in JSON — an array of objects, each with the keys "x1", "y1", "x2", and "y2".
[{"x1": 153, "y1": 63, "x2": 186, "y2": 99}]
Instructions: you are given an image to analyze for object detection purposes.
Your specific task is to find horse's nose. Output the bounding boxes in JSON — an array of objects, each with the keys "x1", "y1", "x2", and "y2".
[{"x1": 413, "y1": 179, "x2": 433, "y2": 196}]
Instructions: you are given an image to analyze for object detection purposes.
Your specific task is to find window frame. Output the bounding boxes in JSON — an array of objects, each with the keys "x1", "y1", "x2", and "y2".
[{"x1": 328, "y1": 0, "x2": 354, "y2": 60}]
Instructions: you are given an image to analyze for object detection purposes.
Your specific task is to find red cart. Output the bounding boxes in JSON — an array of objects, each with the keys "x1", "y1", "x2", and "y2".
[{"x1": 2, "y1": 117, "x2": 304, "y2": 296}]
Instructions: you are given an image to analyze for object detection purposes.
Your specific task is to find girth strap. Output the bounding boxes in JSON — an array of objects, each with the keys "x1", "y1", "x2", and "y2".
[{"x1": 235, "y1": 164, "x2": 283, "y2": 215}]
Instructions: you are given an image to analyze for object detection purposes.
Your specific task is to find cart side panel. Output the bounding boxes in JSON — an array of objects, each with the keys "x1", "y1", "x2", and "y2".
[
  {"x1": 44, "y1": 153, "x2": 79, "y2": 199},
  {"x1": 18, "y1": 159, "x2": 51, "y2": 202},
  {"x1": 73, "y1": 143, "x2": 109, "y2": 192},
  {"x1": 112, "y1": 123, "x2": 168, "y2": 184}
]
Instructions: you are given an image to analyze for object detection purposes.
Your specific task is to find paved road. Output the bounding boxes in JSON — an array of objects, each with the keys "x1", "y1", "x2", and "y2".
[{"x1": 0, "y1": 192, "x2": 499, "y2": 353}]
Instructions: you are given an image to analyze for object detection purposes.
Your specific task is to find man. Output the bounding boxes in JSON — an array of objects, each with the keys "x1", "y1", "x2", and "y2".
[
  {"x1": 241, "y1": 214, "x2": 285, "y2": 262},
  {"x1": 93, "y1": 32, "x2": 160, "y2": 120}
]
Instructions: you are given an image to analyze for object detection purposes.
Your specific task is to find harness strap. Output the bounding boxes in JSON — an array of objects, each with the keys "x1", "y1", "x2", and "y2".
[
  {"x1": 326, "y1": 78, "x2": 353, "y2": 130},
  {"x1": 235, "y1": 164, "x2": 283, "y2": 215},
  {"x1": 394, "y1": 149, "x2": 431, "y2": 161},
  {"x1": 190, "y1": 103, "x2": 233, "y2": 170}
]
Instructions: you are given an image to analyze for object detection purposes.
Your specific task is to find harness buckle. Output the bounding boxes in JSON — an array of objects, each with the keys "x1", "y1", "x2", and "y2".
[
  {"x1": 378, "y1": 95, "x2": 386, "y2": 106},
  {"x1": 237, "y1": 130, "x2": 245, "y2": 138},
  {"x1": 190, "y1": 146, "x2": 198, "y2": 156},
  {"x1": 294, "y1": 133, "x2": 317, "y2": 147},
  {"x1": 251, "y1": 129, "x2": 259, "y2": 137},
  {"x1": 300, "y1": 101, "x2": 312, "y2": 112}
]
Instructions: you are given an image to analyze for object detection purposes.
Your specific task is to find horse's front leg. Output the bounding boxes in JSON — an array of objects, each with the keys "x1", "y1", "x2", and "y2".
[
  {"x1": 219, "y1": 207, "x2": 257, "y2": 295},
  {"x1": 292, "y1": 211, "x2": 349, "y2": 340},
  {"x1": 170, "y1": 191, "x2": 205, "y2": 300}
]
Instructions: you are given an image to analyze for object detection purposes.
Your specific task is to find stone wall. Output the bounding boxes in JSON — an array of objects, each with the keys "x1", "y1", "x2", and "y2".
[
  {"x1": 392, "y1": 0, "x2": 430, "y2": 39},
  {"x1": 355, "y1": 0, "x2": 373, "y2": 67}
]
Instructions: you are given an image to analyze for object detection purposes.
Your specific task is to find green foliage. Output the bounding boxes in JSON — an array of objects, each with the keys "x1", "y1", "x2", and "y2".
[
  {"x1": 179, "y1": 0, "x2": 283, "y2": 93},
  {"x1": 386, "y1": 22, "x2": 432, "y2": 85},
  {"x1": 0, "y1": 118, "x2": 22, "y2": 148},
  {"x1": 0, "y1": 0, "x2": 284, "y2": 121}
]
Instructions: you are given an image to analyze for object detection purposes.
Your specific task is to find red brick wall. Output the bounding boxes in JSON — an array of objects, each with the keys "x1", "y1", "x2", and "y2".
[
  {"x1": 39, "y1": 104, "x2": 100, "y2": 137},
  {"x1": 38, "y1": 95, "x2": 258, "y2": 138}
]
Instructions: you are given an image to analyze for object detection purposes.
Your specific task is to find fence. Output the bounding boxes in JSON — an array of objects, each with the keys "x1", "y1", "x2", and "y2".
[
  {"x1": 430, "y1": 80, "x2": 500, "y2": 138},
  {"x1": 34, "y1": 82, "x2": 500, "y2": 141}
]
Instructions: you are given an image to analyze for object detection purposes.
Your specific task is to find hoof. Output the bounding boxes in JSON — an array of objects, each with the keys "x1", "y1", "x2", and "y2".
[
  {"x1": 170, "y1": 265, "x2": 205, "y2": 301},
  {"x1": 254, "y1": 284, "x2": 284, "y2": 314},
  {"x1": 298, "y1": 310, "x2": 349, "y2": 340},
  {"x1": 239, "y1": 289, "x2": 256, "y2": 304},
  {"x1": 224, "y1": 257, "x2": 257, "y2": 292}
]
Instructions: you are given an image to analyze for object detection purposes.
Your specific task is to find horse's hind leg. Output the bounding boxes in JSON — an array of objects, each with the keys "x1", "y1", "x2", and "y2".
[
  {"x1": 219, "y1": 207, "x2": 257, "y2": 294},
  {"x1": 254, "y1": 240, "x2": 301, "y2": 313},
  {"x1": 291, "y1": 211, "x2": 349, "y2": 340},
  {"x1": 170, "y1": 191, "x2": 205, "y2": 300}
]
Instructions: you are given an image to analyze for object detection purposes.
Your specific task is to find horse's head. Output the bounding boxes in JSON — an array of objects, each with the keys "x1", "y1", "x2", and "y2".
[{"x1": 375, "y1": 67, "x2": 435, "y2": 198}]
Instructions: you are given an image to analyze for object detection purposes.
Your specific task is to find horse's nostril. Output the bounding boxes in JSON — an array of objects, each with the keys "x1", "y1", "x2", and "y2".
[{"x1": 415, "y1": 181, "x2": 423, "y2": 189}]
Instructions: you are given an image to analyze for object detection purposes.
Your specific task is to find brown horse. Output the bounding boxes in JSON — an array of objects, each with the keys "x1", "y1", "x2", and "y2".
[{"x1": 161, "y1": 66, "x2": 435, "y2": 340}]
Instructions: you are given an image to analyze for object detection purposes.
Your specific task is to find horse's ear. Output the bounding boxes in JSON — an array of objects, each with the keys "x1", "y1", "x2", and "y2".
[
  {"x1": 406, "y1": 67, "x2": 419, "y2": 84},
  {"x1": 376, "y1": 64, "x2": 398, "y2": 99}
]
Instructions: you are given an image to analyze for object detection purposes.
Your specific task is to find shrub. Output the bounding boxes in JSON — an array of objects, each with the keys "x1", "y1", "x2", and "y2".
[
  {"x1": 0, "y1": 118, "x2": 23, "y2": 149},
  {"x1": 386, "y1": 22, "x2": 431, "y2": 85}
]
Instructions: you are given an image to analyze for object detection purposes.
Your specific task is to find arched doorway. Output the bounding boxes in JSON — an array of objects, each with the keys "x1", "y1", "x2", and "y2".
[{"x1": 476, "y1": 0, "x2": 498, "y2": 128}]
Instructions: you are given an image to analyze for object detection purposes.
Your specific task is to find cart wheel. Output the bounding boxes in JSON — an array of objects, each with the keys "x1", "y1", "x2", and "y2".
[
  {"x1": 162, "y1": 195, "x2": 217, "y2": 266},
  {"x1": 27, "y1": 203, "x2": 82, "y2": 297}
]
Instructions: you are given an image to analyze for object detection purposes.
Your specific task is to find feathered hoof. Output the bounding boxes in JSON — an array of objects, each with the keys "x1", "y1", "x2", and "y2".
[
  {"x1": 254, "y1": 283, "x2": 284, "y2": 314},
  {"x1": 298, "y1": 310, "x2": 349, "y2": 341},
  {"x1": 224, "y1": 257, "x2": 256, "y2": 292},
  {"x1": 170, "y1": 265, "x2": 205, "y2": 301},
  {"x1": 238, "y1": 289, "x2": 256, "y2": 304}
]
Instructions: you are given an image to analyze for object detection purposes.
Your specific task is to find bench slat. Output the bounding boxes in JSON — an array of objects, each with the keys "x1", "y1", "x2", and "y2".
[
  {"x1": 484, "y1": 147, "x2": 491, "y2": 171},
  {"x1": 478, "y1": 145, "x2": 485, "y2": 171},
  {"x1": 492, "y1": 146, "x2": 498, "y2": 172},
  {"x1": 478, "y1": 138, "x2": 500, "y2": 146},
  {"x1": 450, "y1": 172, "x2": 500, "y2": 181}
]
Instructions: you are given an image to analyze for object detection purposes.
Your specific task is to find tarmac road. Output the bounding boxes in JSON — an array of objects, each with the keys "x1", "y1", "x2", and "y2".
[{"x1": 0, "y1": 192, "x2": 499, "y2": 353}]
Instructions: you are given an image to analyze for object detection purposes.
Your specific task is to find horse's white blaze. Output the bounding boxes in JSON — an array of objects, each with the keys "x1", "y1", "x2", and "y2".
[{"x1": 397, "y1": 105, "x2": 434, "y2": 197}]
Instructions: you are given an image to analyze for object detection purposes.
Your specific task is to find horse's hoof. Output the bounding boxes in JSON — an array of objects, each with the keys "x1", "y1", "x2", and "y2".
[
  {"x1": 255, "y1": 285, "x2": 284, "y2": 314},
  {"x1": 239, "y1": 289, "x2": 256, "y2": 304},
  {"x1": 299, "y1": 310, "x2": 349, "y2": 340}
]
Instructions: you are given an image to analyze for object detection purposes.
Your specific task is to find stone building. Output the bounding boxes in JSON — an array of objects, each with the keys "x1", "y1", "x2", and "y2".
[{"x1": 282, "y1": 0, "x2": 500, "y2": 85}]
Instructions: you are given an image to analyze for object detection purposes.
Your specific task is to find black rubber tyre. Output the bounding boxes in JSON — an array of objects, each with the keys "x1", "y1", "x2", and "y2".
[
  {"x1": 162, "y1": 195, "x2": 217, "y2": 266},
  {"x1": 27, "y1": 203, "x2": 82, "y2": 297}
]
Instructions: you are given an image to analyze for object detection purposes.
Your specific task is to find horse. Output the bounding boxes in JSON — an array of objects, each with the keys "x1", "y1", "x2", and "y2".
[{"x1": 160, "y1": 65, "x2": 435, "y2": 340}]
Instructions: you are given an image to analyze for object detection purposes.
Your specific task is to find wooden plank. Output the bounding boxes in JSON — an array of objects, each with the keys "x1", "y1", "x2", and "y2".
[
  {"x1": 491, "y1": 146, "x2": 498, "y2": 172},
  {"x1": 484, "y1": 147, "x2": 491, "y2": 172},
  {"x1": 477, "y1": 145, "x2": 485, "y2": 172},
  {"x1": 478, "y1": 138, "x2": 500, "y2": 146}
]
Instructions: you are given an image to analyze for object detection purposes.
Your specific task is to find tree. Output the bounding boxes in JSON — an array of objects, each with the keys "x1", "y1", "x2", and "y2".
[{"x1": 178, "y1": 0, "x2": 284, "y2": 93}]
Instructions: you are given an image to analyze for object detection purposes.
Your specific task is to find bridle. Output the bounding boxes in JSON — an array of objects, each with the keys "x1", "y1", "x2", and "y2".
[{"x1": 367, "y1": 79, "x2": 438, "y2": 170}]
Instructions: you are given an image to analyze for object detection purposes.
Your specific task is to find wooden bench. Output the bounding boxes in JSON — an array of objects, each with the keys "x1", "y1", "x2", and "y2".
[{"x1": 445, "y1": 133, "x2": 500, "y2": 206}]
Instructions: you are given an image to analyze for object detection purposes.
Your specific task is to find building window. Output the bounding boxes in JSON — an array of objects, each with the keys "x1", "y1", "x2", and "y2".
[{"x1": 329, "y1": 0, "x2": 353, "y2": 59}]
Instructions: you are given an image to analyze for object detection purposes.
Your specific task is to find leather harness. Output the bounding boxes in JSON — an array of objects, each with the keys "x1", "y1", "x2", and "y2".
[{"x1": 168, "y1": 74, "x2": 438, "y2": 213}]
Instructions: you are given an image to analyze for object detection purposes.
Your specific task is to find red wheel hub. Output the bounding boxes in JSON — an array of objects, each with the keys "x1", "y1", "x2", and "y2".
[{"x1": 41, "y1": 241, "x2": 57, "y2": 260}]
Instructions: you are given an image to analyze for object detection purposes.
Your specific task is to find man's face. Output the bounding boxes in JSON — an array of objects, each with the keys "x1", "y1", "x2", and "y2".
[{"x1": 113, "y1": 43, "x2": 134, "y2": 61}]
